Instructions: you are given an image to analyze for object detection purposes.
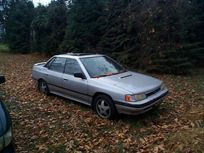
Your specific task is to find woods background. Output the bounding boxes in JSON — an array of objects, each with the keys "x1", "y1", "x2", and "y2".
[{"x1": 0, "y1": 0, "x2": 204, "y2": 74}]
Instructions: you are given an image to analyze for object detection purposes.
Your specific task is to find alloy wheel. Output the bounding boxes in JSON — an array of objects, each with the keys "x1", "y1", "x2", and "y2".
[
  {"x1": 96, "y1": 99, "x2": 111, "y2": 119},
  {"x1": 39, "y1": 81, "x2": 48, "y2": 95}
]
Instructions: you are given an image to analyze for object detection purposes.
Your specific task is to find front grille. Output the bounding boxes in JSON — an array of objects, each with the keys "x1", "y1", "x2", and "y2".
[{"x1": 146, "y1": 87, "x2": 161, "y2": 97}]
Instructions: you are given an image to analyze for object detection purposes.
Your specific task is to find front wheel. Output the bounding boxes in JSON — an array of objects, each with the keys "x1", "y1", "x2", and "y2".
[
  {"x1": 94, "y1": 95, "x2": 117, "y2": 119},
  {"x1": 38, "y1": 80, "x2": 50, "y2": 95}
]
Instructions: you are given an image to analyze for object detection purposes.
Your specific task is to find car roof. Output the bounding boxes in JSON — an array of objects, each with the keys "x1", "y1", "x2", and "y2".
[{"x1": 55, "y1": 53, "x2": 104, "y2": 59}]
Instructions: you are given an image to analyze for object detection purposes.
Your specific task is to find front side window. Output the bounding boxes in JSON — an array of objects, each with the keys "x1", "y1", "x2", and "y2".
[
  {"x1": 64, "y1": 58, "x2": 82, "y2": 75},
  {"x1": 45, "y1": 57, "x2": 55, "y2": 68},
  {"x1": 80, "y1": 56, "x2": 126, "y2": 78},
  {"x1": 49, "y1": 57, "x2": 66, "y2": 73}
]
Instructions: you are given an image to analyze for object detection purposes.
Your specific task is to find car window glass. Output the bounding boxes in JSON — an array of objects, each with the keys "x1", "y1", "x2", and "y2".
[
  {"x1": 45, "y1": 57, "x2": 55, "y2": 68},
  {"x1": 65, "y1": 59, "x2": 82, "y2": 75},
  {"x1": 49, "y1": 57, "x2": 66, "y2": 73},
  {"x1": 80, "y1": 56, "x2": 125, "y2": 78}
]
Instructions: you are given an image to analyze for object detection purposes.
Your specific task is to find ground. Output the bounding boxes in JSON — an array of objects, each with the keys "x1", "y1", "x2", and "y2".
[{"x1": 0, "y1": 53, "x2": 203, "y2": 153}]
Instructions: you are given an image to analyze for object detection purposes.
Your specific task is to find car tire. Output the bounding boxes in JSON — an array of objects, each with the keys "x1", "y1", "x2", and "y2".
[
  {"x1": 38, "y1": 80, "x2": 50, "y2": 95},
  {"x1": 94, "y1": 95, "x2": 118, "y2": 119}
]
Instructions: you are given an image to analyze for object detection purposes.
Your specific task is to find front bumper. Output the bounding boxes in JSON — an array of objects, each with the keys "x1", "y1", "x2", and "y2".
[{"x1": 115, "y1": 89, "x2": 168, "y2": 115}]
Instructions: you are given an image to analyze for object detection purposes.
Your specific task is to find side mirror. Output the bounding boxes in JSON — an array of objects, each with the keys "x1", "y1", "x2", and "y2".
[
  {"x1": 0, "y1": 75, "x2": 6, "y2": 84},
  {"x1": 74, "y1": 73, "x2": 86, "y2": 79}
]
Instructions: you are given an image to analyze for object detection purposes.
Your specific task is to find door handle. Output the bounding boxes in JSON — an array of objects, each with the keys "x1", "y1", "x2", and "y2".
[{"x1": 63, "y1": 78, "x2": 68, "y2": 81}]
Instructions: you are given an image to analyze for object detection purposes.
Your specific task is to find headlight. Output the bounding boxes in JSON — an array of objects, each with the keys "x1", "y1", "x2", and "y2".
[
  {"x1": 160, "y1": 83, "x2": 166, "y2": 90},
  {"x1": 135, "y1": 94, "x2": 146, "y2": 101},
  {"x1": 4, "y1": 128, "x2": 12, "y2": 147},
  {"x1": 125, "y1": 93, "x2": 146, "y2": 102}
]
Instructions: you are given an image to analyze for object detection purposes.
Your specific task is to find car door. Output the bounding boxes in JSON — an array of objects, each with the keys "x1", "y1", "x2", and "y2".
[
  {"x1": 44, "y1": 57, "x2": 66, "y2": 93},
  {"x1": 62, "y1": 58, "x2": 90, "y2": 105}
]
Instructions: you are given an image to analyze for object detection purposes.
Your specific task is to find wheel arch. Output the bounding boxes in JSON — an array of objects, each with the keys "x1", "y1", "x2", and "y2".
[
  {"x1": 37, "y1": 78, "x2": 50, "y2": 95},
  {"x1": 91, "y1": 92, "x2": 113, "y2": 109},
  {"x1": 38, "y1": 78, "x2": 45, "y2": 82},
  {"x1": 37, "y1": 78, "x2": 47, "y2": 89},
  {"x1": 37, "y1": 78, "x2": 44, "y2": 84}
]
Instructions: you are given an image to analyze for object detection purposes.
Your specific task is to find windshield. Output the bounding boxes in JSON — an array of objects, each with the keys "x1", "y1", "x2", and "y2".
[{"x1": 80, "y1": 56, "x2": 126, "y2": 78}]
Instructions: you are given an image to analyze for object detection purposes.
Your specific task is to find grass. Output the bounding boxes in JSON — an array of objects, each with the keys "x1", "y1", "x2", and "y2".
[
  {"x1": 164, "y1": 69, "x2": 204, "y2": 152},
  {"x1": 166, "y1": 128, "x2": 204, "y2": 153},
  {"x1": 0, "y1": 44, "x2": 9, "y2": 52},
  {"x1": 46, "y1": 144, "x2": 66, "y2": 153},
  {"x1": 191, "y1": 69, "x2": 204, "y2": 96},
  {"x1": 117, "y1": 141, "x2": 125, "y2": 153},
  {"x1": 0, "y1": 53, "x2": 204, "y2": 152}
]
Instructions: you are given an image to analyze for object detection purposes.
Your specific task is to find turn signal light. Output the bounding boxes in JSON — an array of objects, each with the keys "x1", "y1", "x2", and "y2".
[{"x1": 125, "y1": 95, "x2": 132, "y2": 102}]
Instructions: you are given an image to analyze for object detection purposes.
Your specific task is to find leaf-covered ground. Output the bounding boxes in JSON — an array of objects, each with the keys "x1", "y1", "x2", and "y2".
[{"x1": 0, "y1": 53, "x2": 203, "y2": 153}]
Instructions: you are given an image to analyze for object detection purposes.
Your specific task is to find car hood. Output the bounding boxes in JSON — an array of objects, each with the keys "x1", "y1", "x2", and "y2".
[
  {"x1": 34, "y1": 62, "x2": 46, "y2": 67},
  {"x1": 99, "y1": 71, "x2": 162, "y2": 94}
]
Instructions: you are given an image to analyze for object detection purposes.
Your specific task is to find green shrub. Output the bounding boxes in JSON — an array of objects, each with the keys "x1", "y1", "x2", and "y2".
[{"x1": 0, "y1": 44, "x2": 9, "y2": 52}]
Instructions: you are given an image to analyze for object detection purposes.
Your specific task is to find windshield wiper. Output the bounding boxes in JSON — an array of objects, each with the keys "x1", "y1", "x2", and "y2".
[
  {"x1": 111, "y1": 69, "x2": 127, "y2": 76},
  {"x1": 95, "y1": 70, "x2": 127, "y2": 78},
  {"x1": 94, "y1": 74, "x2": 110, "y2": 78}
]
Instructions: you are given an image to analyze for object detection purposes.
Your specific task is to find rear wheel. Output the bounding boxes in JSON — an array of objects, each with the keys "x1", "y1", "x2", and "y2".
[
  {"x1": 94, "y1": 95, "x2": 117, "y2": 119},
  {"x1": 38, "y1": 80, "x2": 49, "y2": 95}
]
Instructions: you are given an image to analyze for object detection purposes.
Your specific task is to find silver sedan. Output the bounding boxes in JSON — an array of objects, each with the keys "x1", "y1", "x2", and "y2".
[{"x1": 32, "y1": 53, "x2": 168, "y2": 119}]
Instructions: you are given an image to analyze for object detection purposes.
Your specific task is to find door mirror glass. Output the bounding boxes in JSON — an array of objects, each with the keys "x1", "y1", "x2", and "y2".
[{"x1": 74, "y1": 73, "x2": 86, "y2": 79}]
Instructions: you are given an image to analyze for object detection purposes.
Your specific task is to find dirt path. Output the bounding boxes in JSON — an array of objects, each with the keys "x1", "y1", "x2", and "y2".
[{"x1": 0, "y1": 53, "x2": 203, "y2": 153}]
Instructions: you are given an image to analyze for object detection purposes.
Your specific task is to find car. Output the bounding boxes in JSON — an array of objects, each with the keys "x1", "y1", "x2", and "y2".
[
  {"x1": 0, "y1": 75, "x2": 15, "y2": 152},
  {"x1": 32, "y1": 53, "x2": 168, "y2": 119}
]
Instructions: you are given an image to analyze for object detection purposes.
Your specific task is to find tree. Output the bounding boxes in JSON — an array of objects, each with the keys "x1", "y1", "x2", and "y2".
[
  {"x1": 5, "y1": 0, "x2": 34, "y2": 53},
  {"x1": 0, "y1": 0, "x2": 15, "y2": 41},
  {"x1": 3, "y1": 0, "x2": 204, "y2": 74},
  {"x1": 99, "y1": 0, "x2": 142, "y2": 66},
  {"x1": 31, "y1": 4, "x2": 48, "y2": 52},
  {"x1": 60, "y1": 0, "x2": 106, "y2": 52},
  {"x1": 31, "y1": 0, "x2": 67, "y2": 54}
]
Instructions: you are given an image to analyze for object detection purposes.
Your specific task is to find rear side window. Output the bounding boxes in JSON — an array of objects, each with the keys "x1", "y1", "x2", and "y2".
[
  {"x1": 49, "y1": 57, "x2": 66, "y2": 73},
  {"x1": 64, "y1": 58, "x2": 82, "y2": 75}
]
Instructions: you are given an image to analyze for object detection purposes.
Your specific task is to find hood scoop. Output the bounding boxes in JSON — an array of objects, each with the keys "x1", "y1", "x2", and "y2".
[{"x1": 120, "y1": 74, "x2": 132, "y2": 79}]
